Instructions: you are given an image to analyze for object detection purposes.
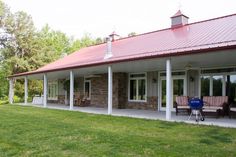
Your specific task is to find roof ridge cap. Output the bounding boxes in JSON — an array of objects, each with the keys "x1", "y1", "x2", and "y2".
[
  {"x1": 67, "y1": 13, "x2": 236, "y2": 55},
  {"x1": 186, "y1": 13, "x2": 236, "y2": 26},
  {"x1": 109, "y1": 13, "x2": 236, "y2": 43}
]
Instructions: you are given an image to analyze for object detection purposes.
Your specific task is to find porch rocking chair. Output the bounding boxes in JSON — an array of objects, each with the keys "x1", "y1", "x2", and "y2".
[
  {"x1": 78, "y1": 95, "x2": 89, "y2": 107},
  {"x1": 73, "y1": 92, "x2": 81, "y2": 106}
]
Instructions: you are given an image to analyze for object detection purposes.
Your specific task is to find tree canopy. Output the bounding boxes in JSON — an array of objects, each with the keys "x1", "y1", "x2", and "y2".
[{"x1": 0, "y1": 0, "x2": 101, "y2": 99}]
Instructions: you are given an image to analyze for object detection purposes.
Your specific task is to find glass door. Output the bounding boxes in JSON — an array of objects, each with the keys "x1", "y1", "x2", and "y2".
[
  {"x1": 160, "y1": 77, "x2": 185, "y2": 111},
  {"x1": 84, "y1": 80, "x2": 91, "y2": 100}
]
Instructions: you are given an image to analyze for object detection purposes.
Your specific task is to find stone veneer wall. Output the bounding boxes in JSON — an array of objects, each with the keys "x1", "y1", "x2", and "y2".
[
  {"x1": 126, "y1": 96, "x2": 158, "y2": 110},
  {"x1": 117, "y1": 73, "x2": 128, "y2": 109},
  {"x1": 89, "y1": 72, "x2": 158, "y2": 110},
  {"x1": 90, "y1": 74, "x2": 108, "y2": 107},
  {"x1": 90, "y1": 73, "x2": 126, "y2": 108}
]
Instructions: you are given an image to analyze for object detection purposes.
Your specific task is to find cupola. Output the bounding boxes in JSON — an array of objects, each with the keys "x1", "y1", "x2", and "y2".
[{"x1": 171, "y1": 10, "x2": 189, "y2": 28}]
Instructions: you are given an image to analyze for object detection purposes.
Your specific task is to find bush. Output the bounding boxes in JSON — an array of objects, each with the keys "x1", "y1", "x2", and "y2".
[
  {"x1": 0, "y1": 96, "x2": 9, "y2": 105},
  {"x1": 13, "y1": 95, "x2": 21, "y2": 103}
]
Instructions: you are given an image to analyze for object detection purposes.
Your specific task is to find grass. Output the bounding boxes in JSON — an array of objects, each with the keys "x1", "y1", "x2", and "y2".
[{"x1": 0, "y1": 105, "x2": 236, "y2": 157}]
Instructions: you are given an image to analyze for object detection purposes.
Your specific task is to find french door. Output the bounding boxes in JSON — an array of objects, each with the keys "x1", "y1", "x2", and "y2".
[{"x1": 160, "y1": 76, "x2": 186, "y2": 111}]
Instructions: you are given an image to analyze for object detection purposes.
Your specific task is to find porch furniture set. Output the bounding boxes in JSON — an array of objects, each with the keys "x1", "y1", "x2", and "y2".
[{"x1": 175, "y1": 96, "x2": 234, "y2": 118}]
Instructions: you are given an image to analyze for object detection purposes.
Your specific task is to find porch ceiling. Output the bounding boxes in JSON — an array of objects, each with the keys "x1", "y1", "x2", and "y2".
[
  {"x1": 170, "y1": 49, "x2": 236, "y2": 70},
  {"x1": 111, "y1": 48, "x2": 236, "y2": 72},
  {"x1": 18, "y1": 48, "x2": 236, "y2": 80}
]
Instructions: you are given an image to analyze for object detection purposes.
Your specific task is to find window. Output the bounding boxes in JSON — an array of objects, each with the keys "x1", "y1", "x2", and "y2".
[
  {"x1": 48, "y1": 80, "x2": 58, "y2": 100},
  {"x1": 201, "y1": 75, "x2": 223, "y2": 97},
  {"x1": 201, "y1": 76, "x2": 210, "y2": 97},
  {"x1": 160, "y1": 71, "x2": 185, "y2": 77},
  {"x1": 129, "y1": 73, "x2": 146, "y2": 101},
  {"x1": 200, "y1": 68, "x2": 236, "y2": 103},
  {"x1": 213, "y1": 76, "x2": 223, "y2": 96},
  {"x1": 226, "y1": 75, "x2": 236, "y2": 104},
  {"x1": 201, "y1": 68, "x2": 236, "y2": 74},
  {"x1": 84, "y1": 80, "x2": 91, "y2": 100}
]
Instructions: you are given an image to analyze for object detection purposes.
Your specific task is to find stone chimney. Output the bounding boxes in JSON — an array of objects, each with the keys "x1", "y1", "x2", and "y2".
[
  {"x1": 171, "y1": 10, "x2": 189, "y2": 28},
  {"x1": 104, "y1": 36, "x2": 113, "y2": 59}
]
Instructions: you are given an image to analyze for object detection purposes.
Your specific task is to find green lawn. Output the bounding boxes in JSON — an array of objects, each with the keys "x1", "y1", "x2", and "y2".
[{"x1": 0, "y1": 105, "x2": 236, "y2": 157}]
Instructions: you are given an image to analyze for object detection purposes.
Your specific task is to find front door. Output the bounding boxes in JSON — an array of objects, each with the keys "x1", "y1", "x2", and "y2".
[{"x1": 160, "y1": 77, "x2": 186, "y2": 111}]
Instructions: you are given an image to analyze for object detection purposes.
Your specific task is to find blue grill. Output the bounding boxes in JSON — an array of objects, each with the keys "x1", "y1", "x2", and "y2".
[
  {"x1": 188, "y1": 98, "x2": 205, "y2": 122},
  {"x1": 189, "y1": 98, "x2": 204, "y2": 110}
]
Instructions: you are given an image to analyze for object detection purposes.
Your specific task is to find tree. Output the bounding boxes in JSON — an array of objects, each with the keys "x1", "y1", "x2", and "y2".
[
  {"x1": 0, "y1": 1, "x2": 45, "y2": 99},
  {"x1": 36, "y1": 24, "x2": 72, "y2": 61},
  {"x1": 128, "y1": 32, "x2": 136, "y2": 37},
  {"x1": 69, "y1": 33, "x2": 96, "y2": 53},
  {"x1": 95, "y1": 37, "x2": 103, "y2": 44},
  {"x1": 0, "y1": 0, "x2": 101, "y2": 99},
  {"x1": 0, "y1": 0, "x2": 12, "y2": 47},
  {"x1": 1, "y1": 11, "x2": 37, "y2": 74}
]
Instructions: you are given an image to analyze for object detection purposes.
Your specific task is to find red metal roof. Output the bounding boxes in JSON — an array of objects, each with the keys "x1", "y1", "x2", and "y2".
[{"x1": 11, "y1": 13, "x2": 236, "y2": 77}]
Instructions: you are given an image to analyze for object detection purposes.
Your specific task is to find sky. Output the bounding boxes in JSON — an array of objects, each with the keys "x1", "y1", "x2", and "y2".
[{"x1": 3, "y1": 0, "x2": 236, "y2": 39}]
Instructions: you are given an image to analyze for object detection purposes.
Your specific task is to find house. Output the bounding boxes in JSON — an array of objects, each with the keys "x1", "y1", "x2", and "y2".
[{"x1": 9, "y1": 10, "x2": 236, "y2": 120}]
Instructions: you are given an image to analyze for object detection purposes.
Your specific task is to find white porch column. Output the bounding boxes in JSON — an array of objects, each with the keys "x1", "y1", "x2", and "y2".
[
  {"x1": 198, "y1": 69, "x2": 201, "y2": 98},
  {"x1": 222, "y1": 75, "x2": 226, "y2": 96},
  {"x1": 24, "y1": 76, "x2": 28, "y2": 105},
  {"x1": 166, "y1": 59, "x2": 172, "y2": 120},
  {"x1": 9, "y1": 78, "x2": 14, "y2": 104},
  {"x1": 64, "y1": 90, "x2": 68, "y2": 105},
  {"x1": 69, "y1": 70, "x2": 74, "y2": 110},
  {"x1": 108, "y1": 65, "x2": 113, "y2": 115},
  {"x1": 210, "y1": 76, "x2": 213, "y2": 96},
  {"x1": 43, "y1": 74, "x2": 47, "y2": 107}
]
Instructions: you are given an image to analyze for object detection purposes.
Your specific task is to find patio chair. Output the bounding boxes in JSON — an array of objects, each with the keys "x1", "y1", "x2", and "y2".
[
  {"x1": 229, "y1": 104, "x2": 236, "y2": 118},
  {"x1": 74, "y1": 92, "x2": 81, "y2": 106},
  {"x1": 175, "y1": 96, "x2": 190, "y2": 115},
  {"x1": 78, "y1": 95, "x2": 89, "y2": 107},
  {"x1": 203, "y1": 96, "x2": 228, "y2": 117}
]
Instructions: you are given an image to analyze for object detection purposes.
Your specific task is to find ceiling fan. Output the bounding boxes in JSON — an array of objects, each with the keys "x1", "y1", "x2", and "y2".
[{"x1": 184, "y1": 62, "x2": 199, "y2": 70}]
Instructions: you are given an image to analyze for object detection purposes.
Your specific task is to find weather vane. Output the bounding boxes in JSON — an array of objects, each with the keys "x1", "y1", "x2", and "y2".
[{"x1": 178, "y1": 1, "x2": 182, "y2": 10}]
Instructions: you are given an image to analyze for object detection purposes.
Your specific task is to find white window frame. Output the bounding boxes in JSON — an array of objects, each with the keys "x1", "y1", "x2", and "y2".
[
  {"x1": 48, "y1": 80, "x2": 58, "y2": 100},
  {"x1": 158, "y1": 70, "x2": 187, "y2": 111},
  {"x1": 128, "y1": 72, "x2": 147, "y2": 102},
  {"x1": 199, "y1": 67, "x2": 236, "y2": 97},
  {"x1": 200, "y1": 75, "x2": 225, "y2": 97},
  {"x1": 84, "y1": 80, "x2": 91, "y2": 100}
]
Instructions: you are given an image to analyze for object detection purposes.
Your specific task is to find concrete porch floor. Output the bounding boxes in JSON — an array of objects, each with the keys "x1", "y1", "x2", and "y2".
[{"x1": 19, "y1": 103, "x2": 236, "y2": 128}]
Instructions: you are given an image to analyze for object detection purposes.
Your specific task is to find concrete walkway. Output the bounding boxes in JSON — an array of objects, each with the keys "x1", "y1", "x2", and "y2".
[{"x1": 19, "y1": 103, "x2": 236, "y2": 128}]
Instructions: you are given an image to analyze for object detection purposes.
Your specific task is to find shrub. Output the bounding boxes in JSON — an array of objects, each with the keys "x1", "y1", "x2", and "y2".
[
  {"x1": 13, "y1": 95, "x2": 22, "y2": 103},
  {"x1": 0, "y1": 96, "x2": 9, "y2": 104}
]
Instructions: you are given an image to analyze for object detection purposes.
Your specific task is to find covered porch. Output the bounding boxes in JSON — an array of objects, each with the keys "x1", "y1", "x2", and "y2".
[{"x1": 9, "y1": 48, "x2": 236, "y2": 122}]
